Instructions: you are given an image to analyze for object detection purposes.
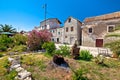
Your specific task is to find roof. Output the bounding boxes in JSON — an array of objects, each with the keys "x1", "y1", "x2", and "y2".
[
  {"x1": 64, "y1": 16, "x2": 82, "y2": 24},
  {"x1": 84, "y1": 11, "x2": 120, "y2": 22},
  {"x1": 40, "y1": 18, "x2": 62, "y2": 24},
  {"x1": 0, "y1": 32, "x2": 14, "y2": 35}
]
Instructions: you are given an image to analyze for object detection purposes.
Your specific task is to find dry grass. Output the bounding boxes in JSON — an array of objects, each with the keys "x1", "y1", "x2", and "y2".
[
  {"x1": 1, "y1": 53, "x2": 120, "y2": 80},
  {"x1": 20, "y1": 54, "x2": 120, "y2": 80}
]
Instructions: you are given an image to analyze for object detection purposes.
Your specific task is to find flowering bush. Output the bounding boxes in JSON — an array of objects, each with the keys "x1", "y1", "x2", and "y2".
[{"x1": 27, "y1": 30, "x2": 52, "y2": 51}]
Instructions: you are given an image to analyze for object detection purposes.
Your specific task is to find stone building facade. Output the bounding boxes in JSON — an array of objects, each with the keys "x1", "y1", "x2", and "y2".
[
  {"x1": 50, "y1": 27, "x2": 64, "y2": 43},
  {"x1": 64, "y1": 17, "x2": 82, "y2": 45},
  {"x1": 34, "y1": 17, "x2": 82, "y2": 45},
  {"x1": 34, "y1": 18, "x2": 61, "y2": 31},
  {"x1": 82, "y1": 11, "x2": 120, "y2": 47}
]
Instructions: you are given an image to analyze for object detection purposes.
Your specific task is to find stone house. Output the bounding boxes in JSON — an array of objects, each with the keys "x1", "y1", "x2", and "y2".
[
  {"x1": 50, "y1": 27, "x2": 64, "y2": 43},
  {"x1": 82, "y1": 11, "x2": 120, "y2": 47},
  {"x1": 34, "y1": 18, "x2": 61, "y2": 31},
  {"x1": 64, "y1": 17, "x2": 82, "y2": 45}
]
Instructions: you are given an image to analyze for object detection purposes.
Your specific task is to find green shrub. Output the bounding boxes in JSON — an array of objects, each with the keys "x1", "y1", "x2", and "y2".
[
  {"x1": 72, "y1": 68, "x2": 88, "y2": 80},
  {"x1": 0, "y1": 46, "x2": 7, "y2": 51},
  {"x1": 0, "y1": 35, "x2": 13, "y2": 47},
  {"x1": 54, "y1": 45, "x2": 70, "y2": 57},
  {"x1": 80, "y1": 50, "x2": 93, "y2": 61},
  {"x1": 13, "y1": 34, "x2": 27, "y2": 45},
  {"x1": 42, "y1": 42, "x2": 56, "y2": 54},
  {"x1": 11, "y1": 45, "x2": 27, "y2": 52}
]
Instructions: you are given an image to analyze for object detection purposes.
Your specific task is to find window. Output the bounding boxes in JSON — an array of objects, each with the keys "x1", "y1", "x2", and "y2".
[
  {"x1": 68, "y1": 18, "x2": 71, "y2": 23},
  {"x1": 53, "y1": 30, "x2": 54, "y2": 33},
  {"x1": 71, "y1": 26, "x2": 74, "y2": 31},
  {"x1": 66, "y1": 27, "x2": 68, "y2": 32},
  {"x1": 52, "y1": 38, "x2": 54, "y2": 42},
  {"x1": 58, "y1": 32, "x2": 60, "y2": 35},
  {"x1": 88, "y1": 28, "x2": 92, "y2": 33},
  {"x1": 107, "y1": 25, "x2": 115, "y2": 32},
  {"x1": 65, "y1": 36, "x2": 67, "y2": 38}
]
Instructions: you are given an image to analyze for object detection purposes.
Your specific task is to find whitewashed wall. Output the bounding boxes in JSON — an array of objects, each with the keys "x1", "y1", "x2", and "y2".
[{"x1": 55, "y1": 44, "x2": 112, "y2": 57}]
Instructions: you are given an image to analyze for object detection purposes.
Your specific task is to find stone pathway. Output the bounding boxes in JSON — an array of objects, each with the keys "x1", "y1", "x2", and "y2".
[{"x1": 8, "y1": 56, "x2": 32, "y2": 80}]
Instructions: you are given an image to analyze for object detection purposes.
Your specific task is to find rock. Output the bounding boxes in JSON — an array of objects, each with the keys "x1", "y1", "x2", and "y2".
[
  {"x1": 8, "y1": 57, "x2": 14, "y2": 62},
  {"x1": 18, "y1": 70, "x2": 31, "y2": 80},
  {"x1": 11, "y1": 60, "x2": 20, "y2": 66},
  {"x1": 16, "y1": 67, "x2": 24, "y2": 72},
  {"x1": 24, "y1": 77, "x2": 32, "y2": 80},
  {"x1": 11, "y1": 64, "x2": 21, "y2": 69}
]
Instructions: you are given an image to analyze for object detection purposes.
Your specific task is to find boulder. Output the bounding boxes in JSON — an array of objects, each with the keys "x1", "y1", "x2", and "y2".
[{"x1": 17, "y1": 70, "x2": 31, "y2": 80}]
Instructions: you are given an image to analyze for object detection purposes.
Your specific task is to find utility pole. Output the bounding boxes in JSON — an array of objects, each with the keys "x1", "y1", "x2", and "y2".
[{"x1": 44, "y1": 4, "x2": 47, "y2": 29}]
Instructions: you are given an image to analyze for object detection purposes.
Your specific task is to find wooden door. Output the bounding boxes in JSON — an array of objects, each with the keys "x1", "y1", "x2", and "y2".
[{"x1": 96, "y1": 39, "x2": 103, "y2": 47}]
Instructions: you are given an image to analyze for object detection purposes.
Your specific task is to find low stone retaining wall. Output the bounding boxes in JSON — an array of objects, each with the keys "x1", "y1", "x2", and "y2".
[
  {"x1": 8, "y1": 56, "x2": 32, "y2": 80},
  {"x1": 80, "y1": 46, "x2": 112, "y2": 57},
  {"x1": 55, "y1": 44, "x2": 112, "y2": 57}
]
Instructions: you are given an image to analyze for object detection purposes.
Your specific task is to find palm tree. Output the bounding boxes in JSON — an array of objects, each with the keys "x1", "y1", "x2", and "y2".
[{"x1": 0, "y1": 24, "x2": 16, "y2": 33}]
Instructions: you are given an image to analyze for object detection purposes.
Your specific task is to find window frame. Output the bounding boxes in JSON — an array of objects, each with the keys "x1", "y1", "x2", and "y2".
[
  {"x1": 66, "y1": 27, "x2": 68, "y2": 32},
  {"x1": 71, "y1": 26, "x2": 74, "y2": 31},
  {"x1": 88, "y1": 27, "x2": 93, "y2": 34},
  {"x1": 107, "y1": 25, "x2": 115, "y2": 32}
]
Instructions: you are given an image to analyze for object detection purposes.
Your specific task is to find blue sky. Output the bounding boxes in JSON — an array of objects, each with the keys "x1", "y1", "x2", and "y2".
[{"x1": 0, "y1": 0, "x2": 120, "y2": 31}]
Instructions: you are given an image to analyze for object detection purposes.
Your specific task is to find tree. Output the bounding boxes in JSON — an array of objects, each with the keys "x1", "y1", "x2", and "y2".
[
  {"x1": 27, "y1": 30, "x2": 52, "y2": 51},
  {"x1": 0, "y1": 24, "x2": 16, "y2": 33}
]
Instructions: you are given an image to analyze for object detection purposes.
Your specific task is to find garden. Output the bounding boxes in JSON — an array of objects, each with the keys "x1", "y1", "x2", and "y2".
[{"x1": 0, "y1": 24, "x2": 120, "y2": 80}]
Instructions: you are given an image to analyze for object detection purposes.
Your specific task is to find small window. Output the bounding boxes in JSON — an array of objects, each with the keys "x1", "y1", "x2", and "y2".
[
  {"x1": 65, "y1": 36, "x2": 67, "y2": 38},
  {"x1": 66, "y1": 27, "x2": 68, "y2": 32},
  {"x1": 89, "y1": 28, "x2": 92, "y2": 33},
  {"x1": 71, "y1": 27, "x2": 74, "y2": 31},
  {"x1": 52, "y1": 39, "x2": 54, "y2": 42},
  {"x1": 108, "y1": 25, "x2": 115, "y2": 32},
  {"x1": 58, "y1": 32, "x2": 60, "y2": 35},
  {"x1": 68, "y1": 18, "x2": 71, "y2": 23},
  {"x1": 53, "y1": 30, "x2": 54, "y2": 33}
]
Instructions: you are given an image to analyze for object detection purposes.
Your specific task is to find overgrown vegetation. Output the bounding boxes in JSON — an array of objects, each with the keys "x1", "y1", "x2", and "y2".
[
  {"x1": 42, "y1": 42, "x2": 56, "y2": 55},
  {"x1": 104, "y1": 40, "x2": 120, "y2": 57},
  {"x1": 72, "y1": 68, "x2": 88, "y2": 80},
  {"x1": 11, "y1": 45, "x2": 27, "y2": 52},
  {"x1": 80, "y1": 50, "x2": 93, "y2": 61},
  {"x1": 0, "y1": 57, "x2": 17, "y2": 80},
  {"x1": 54, "y1": 45, "x2": 70, "y2": 57},
  {"x1": 13, "y1": 34, "x2": 27, "y2": 45},
  {"x1": 104, "y1": 25, "x2": 120, "y2": 57},
  {"x1": 105, "y1": 33, "x2": 120, "y2": 37},
  {"x1": 0, "y1": 35, "x2": 13, "y2": 51}
]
